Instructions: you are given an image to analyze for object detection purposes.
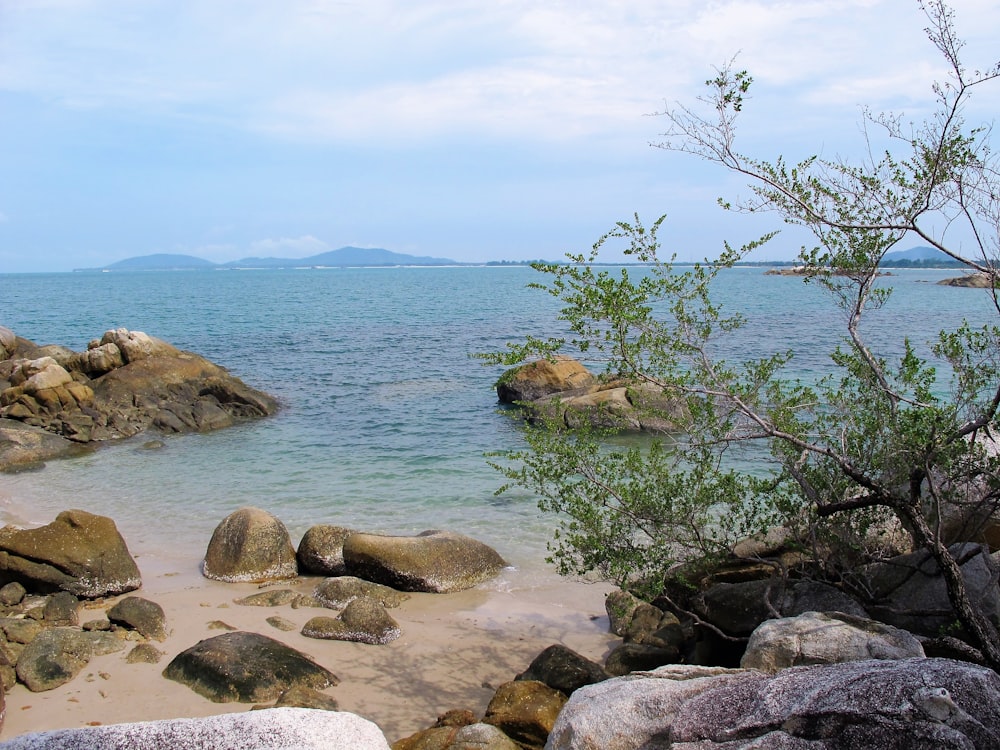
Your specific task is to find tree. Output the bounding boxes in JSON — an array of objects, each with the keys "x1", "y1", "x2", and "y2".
[{"x1": 484, "y1": 0, "x2": 1000, "y2": 669}]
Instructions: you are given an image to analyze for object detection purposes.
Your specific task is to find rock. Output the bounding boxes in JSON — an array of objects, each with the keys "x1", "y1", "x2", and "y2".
[
  {"x1": 547, "y1": 659, "x2": 1000, "y2": 750},
  {"x1": 235, "y1": 589, "x2": 301, "y2": 607},
  {"x1": 1, "y1": 328, "x2": 278, "y2": 446},
  {"x1": 301, "y1": 597, "x2": 401, "y2": 645},
  {"x1": 938, "y1": 272, "x2": 996, "y2": 288},
  {"x1": 0, "y1": 617, "x2": 43, "y2": 644},
  {"x1": 98, "y1": 328, "x2": 178, "y2": 364},
  {"x1": 125, "y1": 643, "x2": 164, "y2": 664},
  {"x1": 313, "y1": 576, "x2": 410, "y2": 609},
  {"x1": 515, "y1": 644, "x2": 608, "y2": 695},
  {"x1": 0, "y1": 419, "x2": 84, "y2": 470},
  {"x1": 693, "y1": 578, "x2": 869, "y2": 637},
  {"x1": 343, "y1": 530, "x2": 506, "y2": 593},
  {"x1": 0, "y1": 582, "x2": 26, "y2": 606},
  {"x1": 202, "y1": 507, "x2": 298, "y2": 583},
  {"x1": 42, "y1": 591, "x2": 79, "y2": 625},
  {"x1": 0, "y1": 509, "x2": 141, "y2": 597},
  {"x1": 15, "y1": 628, "x2": 125, "y2": 692},
  {"x1": 0, "y1": 326, "x2": 15, "y2": 359},
  {"x1": 267, "y1": 616, "x2": 298, "y2": 632},
  {"x1": 107, "y1": 596, "x2": 168, "y2": 641},
  {"x1": 741, "y1": 610, "x2": 925, "y2": 672},
  {"x1": 605, "y1": 589, "x2": 644, "y2": 637},
  {"x1": 496, "y1": 356, "x2": 596, "y2": 404},
  {"x1": 297, "y1": 524, "x2": 354, "y2": 576},
  {"x1": 863, "y1": 542, "x2": 1000, "y2": 638},
  {"x1": 393, "y1": 723, "x2": 521, "y2": 750},
  {"x1": 0, "y1": 707, "x2": 391, "y2": 750},
  {"x1": 162, "y1": 631, "x2": 338, "y2": 703},
  {"x1": 272, "y1": 685, "x2": 340, "y2": 711},
  {"x1": 604, "y1": 643, "x2": 680, "y2": 677},
  {"x1": 482, "y1": 680, "x2": 567, "y2": 750}
]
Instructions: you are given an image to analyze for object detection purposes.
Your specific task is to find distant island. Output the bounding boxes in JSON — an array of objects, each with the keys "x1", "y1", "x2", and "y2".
[
  {"x1": 73, "y1": 245, "x2": 964, "y2": 272},
  {"x1": 75, "y1": 247, "x2": 465, "y2": 272}
]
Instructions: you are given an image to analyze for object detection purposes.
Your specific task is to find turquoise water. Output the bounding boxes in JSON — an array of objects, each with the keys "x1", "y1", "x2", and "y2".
[{"x1": 0, "y1": 266, "x2": 996, "y2": 576}]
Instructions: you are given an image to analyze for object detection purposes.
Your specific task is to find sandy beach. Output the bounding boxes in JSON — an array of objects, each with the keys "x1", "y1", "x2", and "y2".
[{"x1": 0, "y1": 538, "x2": 617, "y2": 745}]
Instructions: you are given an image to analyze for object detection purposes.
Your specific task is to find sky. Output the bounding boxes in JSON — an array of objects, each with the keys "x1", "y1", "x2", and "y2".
[{"x1": 1, "y1": 0, "x2": 998, "y2": 273}]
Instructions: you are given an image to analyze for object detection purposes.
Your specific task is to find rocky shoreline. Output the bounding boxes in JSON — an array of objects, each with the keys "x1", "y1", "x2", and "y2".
[{"x1": 1, "y1": 333, "x2": 999, "y2": 747}]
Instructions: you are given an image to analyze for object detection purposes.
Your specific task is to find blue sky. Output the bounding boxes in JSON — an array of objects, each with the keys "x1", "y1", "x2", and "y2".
[{"x1": 1, "y1": 0, "x2": 998, "y2": 273}]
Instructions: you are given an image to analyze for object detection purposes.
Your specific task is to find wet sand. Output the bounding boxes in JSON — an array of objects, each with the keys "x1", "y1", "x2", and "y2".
[{"x1": 0, "y1": 551, "x2": 617, "y2": 744}]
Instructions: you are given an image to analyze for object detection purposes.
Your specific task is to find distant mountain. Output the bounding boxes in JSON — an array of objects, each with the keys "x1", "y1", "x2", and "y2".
[
  {"x1": 77, "y1": 247, "x2": 459, "y2": 272},
  {"x1": 220, "y1": 246, "x2": 456, "y2": 268},
  {"x1": 101, "y1": 253, "x2": 217, "y2": 271},
  {"x1": 881, "y1": 246, "x2": 954, "y2": 263}
]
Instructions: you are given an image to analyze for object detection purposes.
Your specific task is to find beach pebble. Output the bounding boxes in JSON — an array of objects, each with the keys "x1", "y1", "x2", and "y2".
[{"x1": 125, "y1": 643, "x2": 163, "y2": 664}]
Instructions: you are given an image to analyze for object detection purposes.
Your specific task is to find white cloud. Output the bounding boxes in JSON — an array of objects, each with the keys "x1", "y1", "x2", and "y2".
[{"x1": 1, "y1": 0, "x2": 997, "y2": 147}]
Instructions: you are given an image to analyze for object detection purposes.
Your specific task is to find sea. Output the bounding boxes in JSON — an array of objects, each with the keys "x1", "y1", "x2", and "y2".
[{"x1": 0, "y1": 265, "x2": 996, "y2": 585}]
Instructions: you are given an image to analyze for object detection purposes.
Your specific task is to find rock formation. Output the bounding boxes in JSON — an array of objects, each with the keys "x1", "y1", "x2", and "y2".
[
  {"x1": 0, "y1": 327, "x2": 277, "y2": 469},
  {"x1": 496, "y1": 356, "x2": 686, "y2": 432}
]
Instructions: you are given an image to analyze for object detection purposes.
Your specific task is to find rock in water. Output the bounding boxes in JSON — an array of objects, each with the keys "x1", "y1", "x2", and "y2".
[
  {"x1": 0, "y1": 707, "x2": 390, "y2": 750},
  {"x1": 202, "y1": 507, "x2": 298, "y2": 583},
  {"x1": 0, "y1": 510, "x2": 141, "y2": 597},
  {"x1": 343, "y1": 530, "x2": 506, "y2": 593},
  {"x1": 162, "y1": 631, "x2": 338, "y2": 703}
]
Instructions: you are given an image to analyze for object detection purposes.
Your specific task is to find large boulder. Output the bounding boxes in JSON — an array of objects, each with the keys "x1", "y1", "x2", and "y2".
[
  {"x1": 741, "y1": 610, "x2": 925, "y2": 673},
  {"x1": 343, "y1": 530, "x2": 506, "y2": 593},
  {"x1": 0, "y1": 510, "x2": 141, "y2": 597},
  {"x1": 862, "y1": 543, "x2": 1000, "y2": 638},
  {"x1": 202, "y1": 507, "x2": 298, "y2": 583},
  {"x1": 162, "y1": 631, "x2": 338, "y2": 703},
  {"x1": 547, "y1": 659, "x2": 1000, "y2": 750},
  {"x1": 0, "y1": 707, "x2": 391, "y2": 750}
]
